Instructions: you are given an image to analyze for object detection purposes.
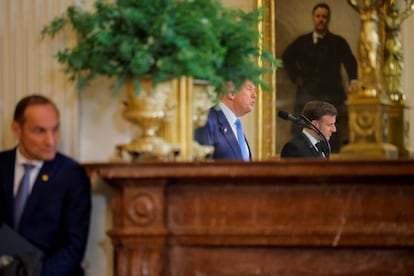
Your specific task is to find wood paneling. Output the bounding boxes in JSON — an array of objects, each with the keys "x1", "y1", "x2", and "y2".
[{"x1": 84, "y1": 160, "x2": 414, "y2": 275}]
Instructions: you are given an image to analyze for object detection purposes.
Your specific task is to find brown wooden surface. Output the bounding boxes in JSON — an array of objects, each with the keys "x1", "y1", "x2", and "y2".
[{"x1": 83, "y1": 159, "x2": 414, "y2": 275}]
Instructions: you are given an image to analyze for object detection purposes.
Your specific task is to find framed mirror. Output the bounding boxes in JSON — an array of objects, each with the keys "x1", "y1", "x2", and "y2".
[
  {"x1": 261, "y1": 0, "x2": 360, "y2": 155},
  {"x1": 173, "y1": 0, "x2": 361, "y2": 160}
]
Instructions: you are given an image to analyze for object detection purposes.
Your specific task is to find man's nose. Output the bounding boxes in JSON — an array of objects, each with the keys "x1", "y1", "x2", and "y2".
[{"x1": 44, "y1": 132, "x2": 56, "y2": 144}]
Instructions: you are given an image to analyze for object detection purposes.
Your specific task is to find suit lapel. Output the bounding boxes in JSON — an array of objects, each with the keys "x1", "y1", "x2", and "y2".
[
  {"x1": 245, "y1": 139, "x2": 252, "y2": 160},
  {"x1": 20, "y1": 159, "x2": 59, "y2": 226},
  {"x1": 302, "y1": 134, "x2": 320, "y2": 158},
  {"x1": 216, "y1": 110, "x2": 243, "y2": 159}
]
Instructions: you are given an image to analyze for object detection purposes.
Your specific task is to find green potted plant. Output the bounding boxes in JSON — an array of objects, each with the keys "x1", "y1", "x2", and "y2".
[
  {"x1": 41, "y1": 0, "x2": 281, "y2": 160},
  {"x1": 41, "y1": 0, "x2": 280, "y2": 95}
]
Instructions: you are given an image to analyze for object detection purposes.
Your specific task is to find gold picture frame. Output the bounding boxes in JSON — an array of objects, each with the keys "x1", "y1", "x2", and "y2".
[{"x1": 168, "y1": 0, "x2": 278, "y2": 161}]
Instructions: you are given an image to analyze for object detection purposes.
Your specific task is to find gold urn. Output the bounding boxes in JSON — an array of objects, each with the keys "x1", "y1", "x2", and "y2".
[{"x1": 117, "y1": 77, "x2": 180, "y2": 161}]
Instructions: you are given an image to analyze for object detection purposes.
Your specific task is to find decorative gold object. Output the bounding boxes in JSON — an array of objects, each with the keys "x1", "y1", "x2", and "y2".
[
  {"x1": 255, "y1": 0, "x2": 277, "y2": 160},
  {"x1": 116, "y1": 78, "x2": 180, "y2": 161},
  {"x1": 191, "y1": 80, "x2": 215, "y2": 160},
  {"x1": 342, "y1": 0, "x2": 399, "y2": 158},
  {"x1": 348, "y1": 0, "x2": 384, "y2": 97},
  {"x1": 388, "y1": 102, "x2": 411, "y2": 156},
  {"x1": 381, "y1": 0, "x2": 414, "y2": 157},
  {"x1": 341, "y1": 97, "x2": 398, "y2": 158},
  {"x1": 381, "y1": 0, "x2": 414, "y2": 103}
]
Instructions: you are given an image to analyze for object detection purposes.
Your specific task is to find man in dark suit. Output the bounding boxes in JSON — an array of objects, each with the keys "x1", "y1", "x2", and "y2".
[
  {"x1": 282, "y1": 2, "x2": 357, "y2": 153},
  {"x1": 0, "y1": 95, "x2": 91, "y2": 275},
  {"x1": 281, "y1": 100, "x2": 337, "y2": 159},
  {"x1": 194, "y1": 80, "x2": 256, "y2": 161}
]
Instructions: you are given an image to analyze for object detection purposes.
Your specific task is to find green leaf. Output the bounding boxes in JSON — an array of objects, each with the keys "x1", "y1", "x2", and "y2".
[{"x1": 41, "y1": 0, "x2": 281, "y2": 95}]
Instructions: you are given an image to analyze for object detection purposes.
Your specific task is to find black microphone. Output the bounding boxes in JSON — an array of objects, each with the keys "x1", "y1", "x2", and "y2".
[
  {"x1": 278, "y1": 110, "x2": 331, "y2": 158},
  {"x1": 278, "y1": 110, "x2": 297, "y2": 121},
  {"x1": 278, "y1": 110, "x2": 310, "y2": 128}
]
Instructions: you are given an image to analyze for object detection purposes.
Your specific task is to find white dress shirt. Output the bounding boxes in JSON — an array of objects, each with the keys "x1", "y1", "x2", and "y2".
[{"x1": 14, "y1": 148, "x2": 43, "y2": 196}]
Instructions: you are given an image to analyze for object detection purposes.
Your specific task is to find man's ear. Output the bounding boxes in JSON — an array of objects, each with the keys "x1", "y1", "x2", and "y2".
[
  {"x1": 225, "y1": 81, "x2": 235, "y2": 93},
  {"x1": 222, "y1": 92, "x2": 235, "y2": 101},
  {"x1": 11, "y1": 121, "x2": 21, "y2": 138},
  {"x1": 311, "y1": 120, "x2": 319, "y2": 129}
]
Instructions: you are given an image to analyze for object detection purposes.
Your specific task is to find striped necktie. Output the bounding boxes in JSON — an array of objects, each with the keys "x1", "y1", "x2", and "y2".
[{"x1": 14, "y1": 163, "x2": 35, "y2": 229}]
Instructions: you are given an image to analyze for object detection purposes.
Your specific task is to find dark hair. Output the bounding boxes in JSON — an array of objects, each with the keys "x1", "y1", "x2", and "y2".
[
  {"x1": 301, "y1": 100, "x2": 337, "y2": 122},
  {"x1": 312, "y1": 3, "x2": 331, "y2": 17},
  {"x1": 13, "y1": 94, "x2": 59, "y2": 125}
]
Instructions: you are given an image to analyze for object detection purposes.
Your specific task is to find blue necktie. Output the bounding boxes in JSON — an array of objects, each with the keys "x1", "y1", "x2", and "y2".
[
  {"x1": 235, "y1": 119, "x2": 249, "y2": 161},
  {"x1": 14, "y1": 163, "x2": 35, "y2": 229}
]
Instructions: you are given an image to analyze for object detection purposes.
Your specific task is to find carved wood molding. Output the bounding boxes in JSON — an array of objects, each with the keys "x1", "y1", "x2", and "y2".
[{"x1": 84, "y1": 160, "x2": 414, "y2": 275}]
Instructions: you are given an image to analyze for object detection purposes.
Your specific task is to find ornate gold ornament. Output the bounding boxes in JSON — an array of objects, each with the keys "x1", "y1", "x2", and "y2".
[{"x1": 117, "y1": 78, "x2": 180, "y2": 161}]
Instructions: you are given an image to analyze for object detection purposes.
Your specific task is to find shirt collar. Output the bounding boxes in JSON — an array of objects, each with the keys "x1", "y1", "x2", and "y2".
[
  {"x1": 302, "y1": 129, "x2": 319, "y2": 146},
  {"x1": 16, "y1": 147, "x2": 44, "y2": 169},
  {"x1": 219, "y1": 102, "x2": 238, "y2": 125},
  {"x1": 313, "y1": 31, "x2": 325, "y2": 44}
]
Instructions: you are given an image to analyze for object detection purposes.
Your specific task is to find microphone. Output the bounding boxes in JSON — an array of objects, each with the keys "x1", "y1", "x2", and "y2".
[
  {"x1": 278, "y1": 110, "x2": 297, "y2": 121},
  {"x1": 278, "y1": 111, "x2": 310, "y2": 128},
  {"x1": 278, "y1": 110, "x2": 331, "y2": 158}
]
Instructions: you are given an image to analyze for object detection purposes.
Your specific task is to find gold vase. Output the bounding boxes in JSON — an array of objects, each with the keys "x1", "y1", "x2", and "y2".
[
  {"x1": 191, "y1": 79, "x2": 215, "y2": 160},
  {"x1": 117, "y1": 77, "x2": 180, "y2": 161}
]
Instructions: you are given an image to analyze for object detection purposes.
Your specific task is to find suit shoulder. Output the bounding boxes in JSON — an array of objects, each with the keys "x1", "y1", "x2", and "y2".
[
  {"x1": 326, "y1": 32, "x2": 349, "y2": 44},
  {"x1": 0, "y1": 149, "x2": 16, "y2": 170},
  {"x1": 294, "y1": 32, "x2": 312, "y2": 40},
  {"x1": 0, "y1": 148, "x2": 16, "y2": 159},
  {"x1": 207, "y1": 106, "x2": 225, "y2": 125},
  {"x1": 289, "y1": 32, "x2": 312, "y2": 45},
  {"x1": 208, "y1": 106, "x2": 221, "y2": 117},
  {"x1": 281, "y1": 137, "x2": 301, "y2": 152},
  {"x1": 52, "y1": 153, "x2": 90, "y2": 183},
  {"x1": 283, "y1": 33, "x2": 313, "y2": 57},
  {"x1": 284, "y1": 136, "x2": 306, "y2": 148},
  {"x1": 54, "y1": 152, "x2": 79, "y2": 166},
  {"x1": 280, "y1": 136, "x2": 311, "y2": 158},
  {"x1": 52, "y1": 152, "x2": 86, "y2": 174}
]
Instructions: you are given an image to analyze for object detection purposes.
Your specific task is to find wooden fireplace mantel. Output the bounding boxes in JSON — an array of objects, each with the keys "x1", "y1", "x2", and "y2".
[{"x1": 83, "y1": 159, "x2": 414, "y2": 275}]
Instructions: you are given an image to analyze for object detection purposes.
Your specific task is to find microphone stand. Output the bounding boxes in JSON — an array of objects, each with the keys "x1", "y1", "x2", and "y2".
[
  {"x1": 299, "y1": 115, "x2": 331, "y2": 158},
  {"x1": 277, "y1": 110, "x2": 331, "y2": 158}
]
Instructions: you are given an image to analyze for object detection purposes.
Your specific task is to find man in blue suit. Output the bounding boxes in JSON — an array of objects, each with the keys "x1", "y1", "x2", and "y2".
[
  {"x1": 0, "y1": 94, "x2": 91, "y2": 275},
  {"x1": 195, "y1": 80, "x2": 256, "y2": 161}
]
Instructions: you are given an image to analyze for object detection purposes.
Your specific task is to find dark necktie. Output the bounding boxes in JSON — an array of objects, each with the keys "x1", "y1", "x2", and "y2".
[
  {"x1": 235, "y1": 119, "x2": 249, "y2": 161},
  {"x1": 315, "y1": 142, "x2": 324, "y2": 157},
  {"x1": 14, "y1": 163, "x2": 35, "y2": 229}
]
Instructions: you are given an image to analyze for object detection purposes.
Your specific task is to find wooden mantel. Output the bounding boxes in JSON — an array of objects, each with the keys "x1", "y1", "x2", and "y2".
[{"x1": 83, "y1": 159, "x2": 414, "y2": 275}]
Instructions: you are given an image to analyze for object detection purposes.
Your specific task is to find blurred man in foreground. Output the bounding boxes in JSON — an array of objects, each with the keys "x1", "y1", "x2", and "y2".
[{"x1": 0, "y1": 94, "x2": 91, "y2": 275}]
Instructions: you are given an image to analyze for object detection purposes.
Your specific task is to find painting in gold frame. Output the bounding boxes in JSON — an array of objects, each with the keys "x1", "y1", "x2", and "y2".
[
  {"x1": 167, "y1": 1, "x2": 359, "y2": 160},
  {"x1": 264, "y1": 0, "x2": 359, "y2": 154}
]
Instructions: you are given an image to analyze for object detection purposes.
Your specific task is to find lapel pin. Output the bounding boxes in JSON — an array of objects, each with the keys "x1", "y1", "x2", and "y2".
[{"x1": 42, "y1": 174, "x2": 49, "y2": 182}]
